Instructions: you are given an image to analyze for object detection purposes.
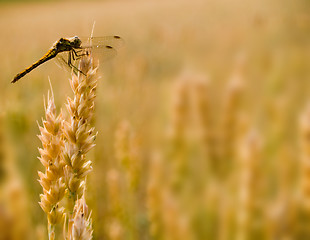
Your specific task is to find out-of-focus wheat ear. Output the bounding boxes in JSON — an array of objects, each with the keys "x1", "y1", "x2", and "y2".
[
  {"x1": 219, "y1": 60, "x2": 245, "y2": 178},
  {"x1": 37, "y1": 86, "x2": 65, "y2": 240},
  {"x1": 189, "y1": 73, "x2": 218, "y2": 175},
  {"x1": 167, "y1": 73, "x2": 190, "y2": 142},
  {"x1": 1, "y1": 110, "x2": 33, "y2": 239},
  {"x1": 106, "y1": 169, "x2": 124, "y2": 240},
  {"x1": 293, "y1": 103, "x2": 310, "y2": 239},
  {"x1": 161, "y1": 189, "x2": 194, "y2": 240},
  {"x1": 166, "y1": 73, "x2": 192, "y2": 189},
  {"x1": 298, "y1": 103, "x2": 310, "y2": 209},
  {"x1": 0, "y1": 112, "x2": 5, "y2": 185},
  {"x1": 146, "y1": 153, "x2": 164, "y2": 239},
  {"x1": 114, "y1": 120, "x2": 141, "y2": 191},
  {"x1": 3, "y1": 176, "x2": 32, "y2": 239},
  {"x1": 235, "y1": 129, "x2": 262, "y2": 240}
]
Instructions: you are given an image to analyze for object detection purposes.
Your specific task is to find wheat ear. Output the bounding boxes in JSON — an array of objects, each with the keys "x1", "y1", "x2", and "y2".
[
  {"x1": 62, "y1": 55, "x2": 98, "y2": 237},
  {"x1": 37, "y1": 88, "x2": 65, "y2": 240}
]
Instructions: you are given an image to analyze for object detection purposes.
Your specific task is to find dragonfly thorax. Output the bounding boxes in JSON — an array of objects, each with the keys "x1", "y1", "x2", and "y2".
[{"x1": 53, "y1": 36, "x2": 82, "y2": 53}]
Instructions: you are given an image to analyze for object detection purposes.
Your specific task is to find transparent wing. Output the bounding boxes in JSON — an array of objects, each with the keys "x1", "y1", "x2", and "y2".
[
  {"x1": 80, "y1": 35, "x2": 125, "y2": 49},
  {"x1": 80, "y1": 45, "x2": 118, "y2": 62},
  {"x1": 55, "y1": 51, "x2": 72, "y2": 73},
  {"x1": 78, "y1": 35, "x2": 124, "y2": 62}
]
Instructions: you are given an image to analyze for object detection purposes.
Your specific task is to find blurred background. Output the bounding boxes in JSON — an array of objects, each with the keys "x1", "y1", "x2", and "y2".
[{"x1": 1, "y1": 0, "x2": 310, "y2": 239}]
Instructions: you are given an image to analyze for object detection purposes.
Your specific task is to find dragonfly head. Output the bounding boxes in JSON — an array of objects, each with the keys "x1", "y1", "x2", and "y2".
[{"x1": 70, "y1": 36, "x2": 82, "y2": 48}]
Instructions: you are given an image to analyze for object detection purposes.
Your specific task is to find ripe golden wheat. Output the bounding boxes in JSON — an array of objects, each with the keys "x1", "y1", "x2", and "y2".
[{"x1": 38, "y1": 55, "x2": 97, "y2": 240}]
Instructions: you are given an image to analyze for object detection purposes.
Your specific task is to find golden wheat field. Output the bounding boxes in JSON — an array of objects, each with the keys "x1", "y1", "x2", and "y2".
[{"x1": 1, "y1": 0, "x2": 310, "y2": 239}]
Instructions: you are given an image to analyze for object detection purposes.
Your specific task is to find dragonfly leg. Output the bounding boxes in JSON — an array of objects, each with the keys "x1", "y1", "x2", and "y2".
[
  {"x1": 73, "y1": 49, "x2": 89, "y2": 58},
  {"x1": 76, "y1": 50, "x2": 90, "y2": 59},
  {"x1": 72, "y1": 49, "x2": 80, "y2": 60},
  {"x1": 68, "y1": 50, "x2": 86, "y2": 76},
  {"x1": 68, "y1": 50, "x2": 73, "y2": 66}
]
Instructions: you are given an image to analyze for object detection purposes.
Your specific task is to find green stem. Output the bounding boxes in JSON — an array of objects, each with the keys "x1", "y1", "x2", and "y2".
[
  {"x1": 48, "y1": 223, "x2": 55, "y2": 240},
  {"x1": 66, "y1": 191, "x2": 76, "y2": 239}
]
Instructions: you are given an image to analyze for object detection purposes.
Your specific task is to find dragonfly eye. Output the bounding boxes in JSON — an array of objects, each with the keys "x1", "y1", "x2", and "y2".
[{"x1": 72, "y1": 36, "x2": 82, "y2": 47}]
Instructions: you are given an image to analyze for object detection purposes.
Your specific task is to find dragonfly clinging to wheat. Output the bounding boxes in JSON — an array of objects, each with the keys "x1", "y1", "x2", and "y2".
[{"x1": 12, "y1": 35, "x2": 123, "y2": 83}]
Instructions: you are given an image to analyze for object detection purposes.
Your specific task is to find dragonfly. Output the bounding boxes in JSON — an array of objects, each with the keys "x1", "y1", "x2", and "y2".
[{"x1": 12, "y1": 35, "x2": 123, "y2": 83}]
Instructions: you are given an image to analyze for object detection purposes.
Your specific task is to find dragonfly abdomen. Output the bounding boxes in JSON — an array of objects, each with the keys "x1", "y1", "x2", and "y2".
[{"x1": 12, "y1": 49, "x2": 58, "y2": 83}]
